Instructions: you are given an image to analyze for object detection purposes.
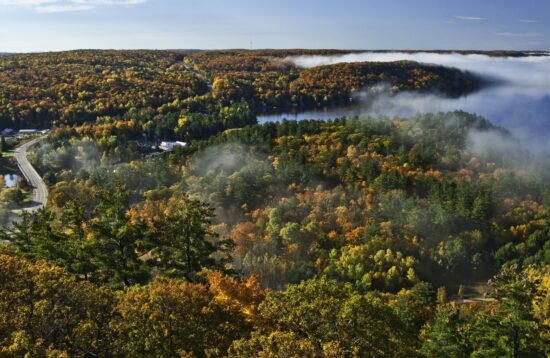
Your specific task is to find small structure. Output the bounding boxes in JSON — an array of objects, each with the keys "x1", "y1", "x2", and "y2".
[
  {"x1": 159, "y1": 141, "x2": 187, "y2": 151},
  {"x1": 18, "y1": 129, "x2": 39, "y2": 135},
  {"x1": 1, "y1": 128, "x2": 13, "y2": 136}
]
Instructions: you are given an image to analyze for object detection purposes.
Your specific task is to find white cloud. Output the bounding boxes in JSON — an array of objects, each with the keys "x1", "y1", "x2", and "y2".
[
  {"x1": 495, "y1": 32, "x2": 542, "y2": 37},
  {"x1": 0, "y1": 0, "x2": 57, "y2": 5},
  {"x1": 71, "y1": 0, "x2": 146, "y2": 4},
  {"x1": 36, "y1": 4, "x2": 92, "y2": 12},
  {"x1": 0, "y1": 0, "x2": 146, "y2": 12},
  {"x1": 519, "y1": 19, "x2": 537, "y2": 23},
  {"x1": 455, "y1": 15, "x2": 486, "y2": 21}
]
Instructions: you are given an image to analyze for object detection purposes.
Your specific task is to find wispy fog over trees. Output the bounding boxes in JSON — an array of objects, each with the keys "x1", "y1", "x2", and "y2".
[{"x1": 0, "y1": 50, "x2": 548, "y2": 357}]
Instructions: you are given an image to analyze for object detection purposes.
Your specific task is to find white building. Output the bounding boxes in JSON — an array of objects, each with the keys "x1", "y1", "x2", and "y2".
[
  {"x1": 159, "y1": 141, "x2": 187, "y2": 151},
  {"x1": 18, "y1": 129, "x2": 39, "y2": 135},
  {"x1": 1, "y1": 128, "x2": 13, "y2": 136}
]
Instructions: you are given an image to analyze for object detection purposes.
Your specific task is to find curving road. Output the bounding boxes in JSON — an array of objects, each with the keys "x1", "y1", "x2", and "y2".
[
  {"x1": 183, "y1": 60, "x2": 213, "y2": 91},
  {"x1": 11, "y1": 136, "x2": 48, "y2": 213}
]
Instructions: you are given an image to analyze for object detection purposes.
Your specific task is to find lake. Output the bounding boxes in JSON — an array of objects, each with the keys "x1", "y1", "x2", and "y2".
[
  {"x1": 4, "y1": 174, "x2": 20, "y2": 188},
  {"x1": 258, "y1": 53, "x2": 550, "y2": 154}
]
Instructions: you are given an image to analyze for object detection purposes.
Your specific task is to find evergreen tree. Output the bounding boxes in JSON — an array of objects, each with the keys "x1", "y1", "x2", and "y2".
[
  {"x1": 145, "y1": 193, "x2": 233, "y2": 281},
  {"x1": 421, "y1": 307, "x2": 469, "y2": 358}
]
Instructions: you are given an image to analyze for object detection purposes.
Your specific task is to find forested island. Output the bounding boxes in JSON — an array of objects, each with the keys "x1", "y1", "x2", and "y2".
[{"x1": 0, "y1": 50, "x2": 548, "y2": 357}]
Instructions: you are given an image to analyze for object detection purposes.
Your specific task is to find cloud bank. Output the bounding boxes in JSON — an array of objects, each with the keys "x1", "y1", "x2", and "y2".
[
  {"x1": 286, "y1": 52, "x2": 550, "y2": 88},
  {"x1": 454, "y1": 15, "x2": 486, "y2": 21},
  {"x1": 0, "y1": 0, "x2": 146, "y2": 13},
  {"x1": 495, "y1": 32, "x2": 542, "y2": 38}
]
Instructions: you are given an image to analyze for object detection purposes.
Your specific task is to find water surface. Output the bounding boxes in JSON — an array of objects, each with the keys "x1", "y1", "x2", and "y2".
[
  {"x1": 259, "y1": 53, "x2": 550, "y2": 153},
  {"x1": 4, "y1": 174, "x2": 19, "y2": 188}
]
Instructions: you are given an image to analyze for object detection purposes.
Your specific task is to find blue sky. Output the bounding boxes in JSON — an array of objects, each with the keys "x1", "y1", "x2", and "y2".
[{"x1": 0, "y1": 0, "x2": 548, "y2": 52}]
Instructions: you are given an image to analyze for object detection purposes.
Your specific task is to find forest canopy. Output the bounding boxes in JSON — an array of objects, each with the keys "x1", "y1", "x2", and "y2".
[
  {"x1": 0, "y1": 49, "x2": 482, "y2": 134},
  {"x1": 0, "y1": 50, "x2": 548, "y2": 357}
]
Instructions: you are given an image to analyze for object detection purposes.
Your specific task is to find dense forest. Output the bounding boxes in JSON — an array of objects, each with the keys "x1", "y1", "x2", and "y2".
[
  {"x1": 189, "y1": 50, "x2": 482, "y2": 110},
  {"x1": 0, "y1": 50, "x2": 548, "y2": 357},
  {"x1": 0, "y1": 49, "x2": 481, "y2": 133}
]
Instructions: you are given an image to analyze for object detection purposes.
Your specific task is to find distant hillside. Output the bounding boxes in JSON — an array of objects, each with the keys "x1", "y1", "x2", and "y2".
[
  {"x1": 190, "y1": 49, "x2": 549, "y2": 58},
  {"x1": 0, "y1": 49, "x2": 484, "y2": 131},
  {"x1": 287, "y1": 61, "x2": 482, "y2": 106},
  {"x1": 189, "y1": 50, "x2": 484, "y2": 110}
]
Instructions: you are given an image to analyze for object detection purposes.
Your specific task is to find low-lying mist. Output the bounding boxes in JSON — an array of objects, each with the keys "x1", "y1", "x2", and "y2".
[
  {"x1": 279, "y1": 52, "x2": 550, "y2": 154},
  {"x1": 287, "y1": 52, "x2": 550, "y2": 88}
]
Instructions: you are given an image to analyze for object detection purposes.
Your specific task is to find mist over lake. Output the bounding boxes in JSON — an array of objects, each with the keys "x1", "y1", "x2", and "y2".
[
  {"x1": 260, "y1": 53, "x2": 550, "y2": 154},
  {"x1": 4, "y1": 0, "x2": 550, "y2": 354}
]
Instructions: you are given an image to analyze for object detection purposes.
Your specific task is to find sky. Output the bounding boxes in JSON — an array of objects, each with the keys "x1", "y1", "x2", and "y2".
[{"x1": 0, "y1": 0, "x2": 549, "y2": 52}]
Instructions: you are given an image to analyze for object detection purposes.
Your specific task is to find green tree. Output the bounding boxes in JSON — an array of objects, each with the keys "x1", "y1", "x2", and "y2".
[
  {"x1": 231, "y1": 278, "x2": 419, "y2": 357},
  {"x1": 0, "y1": 135, "x2": 7, "y2": 153},
  {"x1": 421, "y1": 307, "x2": 469, "y2": 357},
  {"x1": 0, "y1": 249, "x2": 116, "y2": 356},
  {"x1": 113, "y1": 277, "x2": 248, "y2": 357},
  {"x1": 394, "y1": 282, "x2": 436, "y2": 331},
  {"x1": 229, "y1": 331, "x2": 319, "y2": 358},
  {"x1": 61, "y1": 200, "x2": 98, "y2": 280},
  {"x1": 145, "y1": 193, "x2": 233, "y2": 281},
  {"x1": 87, "y1": 185, "x2": 150, "y2": 286},
  {"x1": 469, "y1": 265, "x2": 549, "y2": 358},
  {"x1": 0, "y1": 187, "x2": 24, "y2": 209},
  {"x1": 1, "y1": 186, "x2": 149, "y2": 287},
  {"x1": 0, "y1": 209, "x2": 66, "y2": 264}
]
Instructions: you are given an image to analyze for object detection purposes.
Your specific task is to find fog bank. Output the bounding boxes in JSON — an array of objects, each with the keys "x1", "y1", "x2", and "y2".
[
  {"x1": 276, "y1": 53, "x2": 550, "y2": 154},
  {"x1": 287, "y1": 52, "x2": 550, "y2": 88}
]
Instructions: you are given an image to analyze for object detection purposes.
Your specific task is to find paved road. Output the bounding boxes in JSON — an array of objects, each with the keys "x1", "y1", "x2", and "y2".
[
  {"x1": 183, "y1": 60, "x2": 213, "y2": 91},
  {"x1": 11, "y1": 136, "x2": 48, "y2": 213}
]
